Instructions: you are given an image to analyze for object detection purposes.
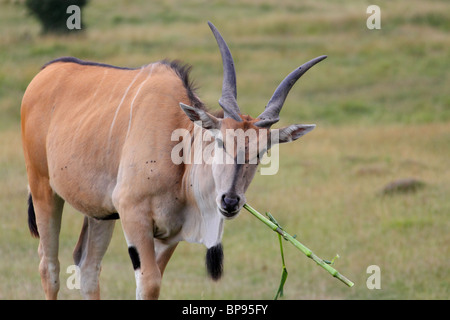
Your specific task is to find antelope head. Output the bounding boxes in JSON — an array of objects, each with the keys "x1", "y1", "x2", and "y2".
[{"x1": 180, "y1": 22, "x2": 326, "y2": 219}]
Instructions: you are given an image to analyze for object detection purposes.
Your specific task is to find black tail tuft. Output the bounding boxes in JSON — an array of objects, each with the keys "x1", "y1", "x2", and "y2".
[
  {"x1": 206, "y1": 243, "x2": 224, "y2": 281},
  {"x1": 27, "y1": 194, "x2": 39, "y2": 238}
]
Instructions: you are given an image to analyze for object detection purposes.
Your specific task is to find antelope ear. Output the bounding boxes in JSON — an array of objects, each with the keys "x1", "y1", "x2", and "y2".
[
  {"x1": 273, "y1": 124, "x2": 316, "y2": 144},
  {"x1": 180, "y1": 103, "x2": 221, "y2": 130}
]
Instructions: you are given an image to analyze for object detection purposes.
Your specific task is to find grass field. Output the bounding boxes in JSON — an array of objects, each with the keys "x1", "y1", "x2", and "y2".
[{"x1": 0, "y1": 0, "x2": 449, "y2": 299}]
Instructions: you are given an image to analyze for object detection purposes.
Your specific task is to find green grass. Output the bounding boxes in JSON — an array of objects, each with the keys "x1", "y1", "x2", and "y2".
[{"x1": 0, "y1": 0, "x2": 449, "y2": 299}]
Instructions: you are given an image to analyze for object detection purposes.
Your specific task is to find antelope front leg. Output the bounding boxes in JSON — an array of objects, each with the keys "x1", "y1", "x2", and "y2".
[{"x1": 120, "y1": 207, "x2": 161, "y2": 300}]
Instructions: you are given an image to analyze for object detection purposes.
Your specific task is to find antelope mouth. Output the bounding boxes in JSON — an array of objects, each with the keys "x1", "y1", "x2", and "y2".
[{"x1": 218, "y1": 207, "x2": 240, "y2": 219}]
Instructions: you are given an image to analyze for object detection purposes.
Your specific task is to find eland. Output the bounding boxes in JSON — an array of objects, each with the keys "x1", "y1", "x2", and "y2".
[{"x1": 21, "y1": 22, "x2": 326, "y2": 299}]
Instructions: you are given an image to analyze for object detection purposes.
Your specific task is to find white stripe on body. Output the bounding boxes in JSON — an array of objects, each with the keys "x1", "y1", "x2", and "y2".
[{"x1": 126, "y1": 64, "x2": 155, "y2": 140}]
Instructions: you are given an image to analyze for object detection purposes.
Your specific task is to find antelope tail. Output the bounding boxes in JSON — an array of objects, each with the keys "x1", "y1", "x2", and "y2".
[{"x1": 27, "y1": 193, "x2": 39, "y2": 238}]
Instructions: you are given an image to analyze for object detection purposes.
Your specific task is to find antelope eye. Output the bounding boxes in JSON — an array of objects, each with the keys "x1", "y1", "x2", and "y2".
[{"x1": 216, "y1": 138, "x2": 224, "y2": 148}]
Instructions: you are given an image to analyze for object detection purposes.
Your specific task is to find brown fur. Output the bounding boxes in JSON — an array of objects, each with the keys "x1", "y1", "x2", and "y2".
[
  {"x1": 22, "y1": 60, "x2": 199, "y2": 299},
  {"x1": 21, "y1": 58, "x2": 259, "y2": 299}
]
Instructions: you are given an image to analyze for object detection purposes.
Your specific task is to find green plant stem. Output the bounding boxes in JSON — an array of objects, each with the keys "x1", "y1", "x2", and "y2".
[
  {"x1": 243, "y1": 203, "x2": 354, "y2": 288},
  {"x1": 274, "y1": 233, "x2": 288, "y2": 300}
]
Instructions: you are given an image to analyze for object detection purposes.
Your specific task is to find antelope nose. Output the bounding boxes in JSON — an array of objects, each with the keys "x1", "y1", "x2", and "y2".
[{"x1": 221, "y1": 194, "x2": 240, "y2": 214}]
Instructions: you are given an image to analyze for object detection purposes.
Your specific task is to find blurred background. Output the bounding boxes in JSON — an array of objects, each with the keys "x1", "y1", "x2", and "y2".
[{"x1": 0, "y1": 0, "x2": 448, "y2": 299}]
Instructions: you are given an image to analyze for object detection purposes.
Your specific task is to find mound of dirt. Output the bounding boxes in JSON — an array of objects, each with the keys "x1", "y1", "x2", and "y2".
[{"x1": 381, "y1": 178, "x2": 426, "y2": 195}]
